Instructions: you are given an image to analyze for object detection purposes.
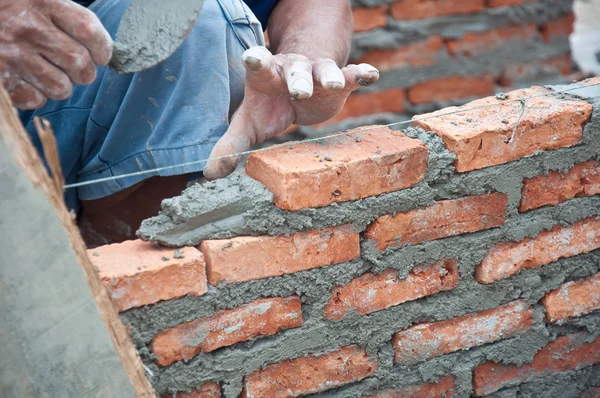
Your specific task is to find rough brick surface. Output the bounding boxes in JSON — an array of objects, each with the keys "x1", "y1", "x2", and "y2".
[
  {"x1": 321, "y1": 89, "x2": 406, "y2": 126},
  {"x1": 243, "y1": 345, "x2": 377, "y2": 397},
  {"x1": 473, "y1": 334, "x2": 600, "y2": 396},
  {"x1": 393, "y1": 300, "x2": 532, "y2": 365},
  {"x1": 161, "y1": 383, "x2": 221, "y2": 398},
  {"x1": 486, "y1": 0, "x2": 536, "y2": 7},
  {"x1": 414, "y1": 86, "x2": 592, "y2": 172},
  {"x1": 200, "y1": 225, "x2": 360, "y2": 285},
  {"x1": 447, "y1": 24, "x2": 539, "y2": 57},
  {"x1": 353, "y1": 6, "x2": 388, "y2": 33},
  {"x1": 364, "y1": 193, "x2": 508, "y2": 252},
  {"x1": 475, "y1": 217, "x2": 600, "y2": 284},
  {"x1": 542, "y1": 274, "x2": 600, "y2": 324},
  {"x1": 364, "y1": 376, "x2": 456, "y2": 397},
  {"x1": 356, "y1": 37, "x2": 446, "y2": 72},
  {"x1": 324, "y1": 259, "x2": 459, "y2": 320},
  {"x1": 246, "y1": 127, "x2": 428, "y2": 210},
  {"x1": 520, "y1": 161, "x2": 600, "y2": 212},
  {"x1": 90, "y1": 240, "x2": 207, "y2": 312},
  {"x1": 151, "y1": 297, "x2": 302, "y2": 366},
  {"x1": 408, "y1": 74, "x2": 495, "y2": 105},
  {"x1": 542, "y1": 13, "x2": 575, "y2": 42},
  {"x1": 391, "y1": 0, "x2": 484, "y2": 20}
]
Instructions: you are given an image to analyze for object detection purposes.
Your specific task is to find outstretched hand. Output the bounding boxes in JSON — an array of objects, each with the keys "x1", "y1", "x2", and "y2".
[{"x1": 203, "y1": 46, "x2": 379, "y2": 180}]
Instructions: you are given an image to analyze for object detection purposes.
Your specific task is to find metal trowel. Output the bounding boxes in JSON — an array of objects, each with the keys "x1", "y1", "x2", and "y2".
[{"x1": 109, "y1": 0, "x2": 205, "y2": 74}]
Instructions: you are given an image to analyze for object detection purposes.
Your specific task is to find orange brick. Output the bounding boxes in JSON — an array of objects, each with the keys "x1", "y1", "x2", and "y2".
[
  {"x1": 486, "y1": 0, "x2": 536, "y2": 7},
  {"x1": 364, "y1": 376, "x2": 456, "y2": 397},
  {"x1": 542, "y1": 274, "x2": 600, "y2": 324},
  {"x1": 499, "y1": 55, "x2": 573, "y2": 87},
  {"x1": 353, "y1": 6, "x2": 388, "y2": 33},
  {"x1": 90, "y1": 240, "x2": 207, "y2": 312},
  {"x1": 325, "y1": 259, "x2": 459, "y2": 320},
  {"x1": 200, "y1": 225, "x2": 360, "y2": 285},
  {"x1": 161, "y1": 383, "x2": 221, "y2": 398},
  {"x1": 356, "y1": 37, "x2": 446, "y2": 72},
  {"x1": 151, "y1": 297, "x2": 302, "y2": 366},
  {"x1": 541, "y1": 13, "x2": 575, "y2": 43},
  {"x1": 520, "y1": 161, "x2": 600, "y2": 212},
  {"x1": 408, "y1": 74, "x2": 495, "y2": 105},
  {"x1": 447, "y1": 24, "x2": 539, "y2": 57},
  {"x1": 319, "y1": 89, "x2": 406, "y2": 126},
  {"x1": 391, "y1": 0, "x2": 484, "y2": 20},
  {"x1": 393, "y1": 300, "x2": 532, "y2": 365},
  {"x1": 473, "y1": 334, "x2": 600, "y2": 396},
  {"x1": 414, "y1": 86, "x2": 592, "y2": 172},
  {"x1": 364, "y1": 193, "x2": 508, "y2": 252},
  {"x1": 475, "y1": 217, "x2": 600, "y2": 284},
  {"x1": 246, "y1": 126, "x2": 428, "y2": 211},
  {"x1": 243, "y1": 345, "x2": 377, "y2": 397}
]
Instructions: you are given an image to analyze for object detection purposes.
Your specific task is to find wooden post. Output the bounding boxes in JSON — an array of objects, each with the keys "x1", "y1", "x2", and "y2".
[{"x1": 0, "y1": 86, "x2": 157, "y2": 397}]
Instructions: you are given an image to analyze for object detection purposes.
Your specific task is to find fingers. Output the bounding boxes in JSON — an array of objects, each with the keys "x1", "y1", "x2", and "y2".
[
  {"x1": 49, "y1": 0, "x2": 113, "y2": 66},
  {"x1": 5, "y1": 78, "x2": 47, "y2": 109},
  {"x1": 203, "y1": 128, "x2": 253, "y2": 181},
  {"x1": 242, "y1": 46, "x2": 277, "y2": 79},
  {"x1": 342, "y1": 63, "x2": 380, "y2": 91},
  {"x1": 38, "y1": 27, "x2": 97, "y2": 85},
  {"x1": 313, "y1": 59, "x2": 345, "y2": 91},
  {"x1": 282, "y1": 54, "x2": 313, "y2": 100},
  {"x1": 20, "y1": 53, "x2": 73, "y2": 100}
]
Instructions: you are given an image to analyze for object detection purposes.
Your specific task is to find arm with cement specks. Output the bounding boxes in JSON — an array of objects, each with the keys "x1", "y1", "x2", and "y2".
[{"x1": 202, "y1": 0, "x2": 380, "y2": 180}]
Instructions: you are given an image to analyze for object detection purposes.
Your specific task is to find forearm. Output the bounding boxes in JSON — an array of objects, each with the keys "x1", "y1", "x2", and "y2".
[{"x1": 267, "y1": 0, "x2": 353, "y2": 66}]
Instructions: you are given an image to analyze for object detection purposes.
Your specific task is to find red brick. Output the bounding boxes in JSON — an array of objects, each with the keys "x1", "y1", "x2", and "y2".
[
  {"x1": 364, "y1": 193, "x2": 508, "y2": 252},
  {"x1": 319, "y1": 89, "x2": 406, "y2": 127},
  {"x1": 325, "y1": 259, "x2": 459, "y2": 320},
  {"x1": 414, "y1": 86, "x2": 592, "y2": 172},
  {"x1": 200, "y1": 225, "x2": 360, "y2": 285},
  {"x1": 161, "y1": 383, "x2": 221, "y2": 398},
  {"x1": 499, "y1": 55, "x2": 573, "y2": 87},
  {"x1": 475, "y1": 217, "x2": 600, "y2": 284},
  {"x1": 355, "y1": 37, "x2": 446, "y2": 72},
  {"x1": 408, "y1": 74, "x2": 495, "y2": 105},
  {"x1": 151, "y1": 297, "x2": 302, "y2": 366},
  {"x1": 447, "y1": 24, "x2": 539, "y2": 57},
  {"x1": 581, "y1": 387, "x2": 600, "y2": 398},
  {"x1": 541, "y1": 13, "x2": 575, "y2": 43},
  {"x1": 90, "y1": 240, "x2": 207, "y2": 312},
  {"x1": 353, "y1": 6, "x2": 388, "y2": 33},
  {"x1": 542, "y1": 274, "x2": 600, "y2": 324},
  {"x1": 473, "y1": 333, "x2": 600, "y2": 396},
  {"x1": 243, "y1": 345, "x2": 378, "y2": 397},
  {"x1": 391, "y1": 0, "x2": 484, "y2": 20},
  {"x1": 486, "y1": 0, "x2": 536, "y2": 7},
  {"x1": 519, "y1": 160, "x2": 600, "y2": 212},
  {"x1": 364, "y1": 376, "x2": 456, "y2": 397},
  {"x1": 246, "y1": 126, "x2": 428, "y2": 211},
  {"x1": 393, "y1": 300, "x2": 532, "y2": 365}
]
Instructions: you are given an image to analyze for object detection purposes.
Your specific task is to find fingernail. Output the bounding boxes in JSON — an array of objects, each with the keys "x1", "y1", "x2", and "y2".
[
  {"x1": 243, "y1": 55, "x2": 263, "y2": 71},
  {"x1": 292, "y1": 79, "x2": 312, "y2": 96},
  {"x1": 326, "y1": 81, "x2": 344, "y2": 90}
]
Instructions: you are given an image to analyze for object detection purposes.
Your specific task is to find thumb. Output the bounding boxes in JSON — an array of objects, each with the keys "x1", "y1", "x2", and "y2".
[{"x1": 203, "y1": 113, "x2": 254, "y2": 181}]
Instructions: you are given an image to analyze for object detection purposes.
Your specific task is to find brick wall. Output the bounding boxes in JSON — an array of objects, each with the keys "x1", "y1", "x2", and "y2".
[
  {"x1": 92, "y1": 78, "x2": 600, "y2": 397},
  {"x1": 303, "y1": 0, "x2": 576, "y2": 135}
]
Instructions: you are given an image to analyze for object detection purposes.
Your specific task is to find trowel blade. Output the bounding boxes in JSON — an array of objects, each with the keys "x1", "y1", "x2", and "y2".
[{"x1": 109, "y1": 0, "x2": 205, "y2": 74}]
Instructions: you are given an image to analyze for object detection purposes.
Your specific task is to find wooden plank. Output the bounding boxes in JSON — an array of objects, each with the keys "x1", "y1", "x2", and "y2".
[{"x1": 0, "y1": 85, "x2": 157, "y2": 397}]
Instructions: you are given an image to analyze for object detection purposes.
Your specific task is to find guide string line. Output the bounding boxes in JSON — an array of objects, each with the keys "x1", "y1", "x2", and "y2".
[{"x1": 62, "y1": 81, "x2": 600, "y2": 190}]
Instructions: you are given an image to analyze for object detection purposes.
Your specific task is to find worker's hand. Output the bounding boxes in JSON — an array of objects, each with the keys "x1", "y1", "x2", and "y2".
[
  {"x1": 0, "y1": 0, "x2": 113, "y2": 109},
  {"x1": 203, "y1": 46, "x2": 379, "y2": 180}
]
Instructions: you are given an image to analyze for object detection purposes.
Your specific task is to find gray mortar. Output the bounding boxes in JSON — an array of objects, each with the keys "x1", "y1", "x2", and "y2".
[
  {"x1": 131, "y1": 83, "x2": 600, "y2": 396},
  {"x1": 110, "y1": 0, "x2": 204, "y2": 73}
]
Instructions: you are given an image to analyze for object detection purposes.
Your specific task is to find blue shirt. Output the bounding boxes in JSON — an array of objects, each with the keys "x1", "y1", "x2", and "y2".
[{"x1": 76, "y1": 1, "x2": 279, "y2": 28}]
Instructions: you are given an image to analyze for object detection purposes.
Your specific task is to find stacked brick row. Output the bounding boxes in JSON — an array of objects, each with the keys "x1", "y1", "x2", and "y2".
[
  {"x1": 91, "y1": 78, "x2": 600, "y2": 397},
  {"x1": 309, "y1": 0, "x2": 576, "y2": 133}
]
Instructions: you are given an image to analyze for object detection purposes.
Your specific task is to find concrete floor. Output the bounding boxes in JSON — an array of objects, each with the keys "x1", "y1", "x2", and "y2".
[{"x1": 572, "y1": 0, "x2": 600, "y2": 75}]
